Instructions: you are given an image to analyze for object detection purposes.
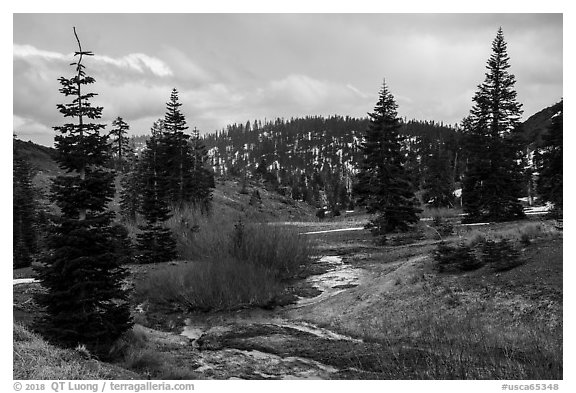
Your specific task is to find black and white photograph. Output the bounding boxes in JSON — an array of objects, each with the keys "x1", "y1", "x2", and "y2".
[{"x1": 11, "y1": 5, "x2": 565, "y2": 387}]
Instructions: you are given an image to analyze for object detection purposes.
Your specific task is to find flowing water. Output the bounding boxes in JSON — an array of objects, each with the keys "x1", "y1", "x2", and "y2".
[
  {"x1": 179, "y1": 255, "x2": 364, "y2": 379},
  {"x1": 13, "y1": 278, "x2": 38, "y2": 285},
  {"x1": 293, "y1": 255, "x2": 362, "y2": 308},
  {"x1": 190, "y1": 348, "x2": 339, "y2": 380}
]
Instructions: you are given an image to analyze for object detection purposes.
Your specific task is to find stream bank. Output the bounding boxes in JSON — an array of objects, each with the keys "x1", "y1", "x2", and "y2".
[{"x1": 151, "y1": 254, "x2": 375, "y2": 379}]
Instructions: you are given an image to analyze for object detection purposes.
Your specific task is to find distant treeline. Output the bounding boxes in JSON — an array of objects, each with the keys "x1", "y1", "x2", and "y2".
[{"x1": 201, "y1": 115, "x2": 464, "y2": 212}]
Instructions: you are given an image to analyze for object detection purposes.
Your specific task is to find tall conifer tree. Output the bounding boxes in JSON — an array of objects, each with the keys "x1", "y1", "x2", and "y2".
[
  {"x1": 34, "y1": 28, "x2": 132, "y2": 356},
  {"x1": 354, "y1": 81, "x2": 421, "y2": 240},
  {"x1": 189, "y1": 126, "x2": 215, "y2": 212},
  {"x1": 119, "y1": 153, "x2": 141, "y2": 222},
  {"x1": 136, "y1": 120, "x2": 178, "y2": 263},
  {"x1": 421, "y1": 140, "x2": 455, "y2": 208},
  {"x1": 160, "y1": 88, "x2": 194, "y2": 205},
  {"x1": 461, "y1": 28, "x2": 525, "y2": 222},
  {"x1": 108, "y1": 116, "x2": 132, "y2": 172}
]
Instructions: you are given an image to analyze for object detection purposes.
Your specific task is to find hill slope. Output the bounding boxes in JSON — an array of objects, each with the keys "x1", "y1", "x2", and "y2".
[
  {"x1": 203, "y1": 115, "x2": 460, "y2": 210},
  {"x1": 13, "y1": 139, "x2": 59, "y2": 174},
  {"x1": 13, "y1": 137, "x2": 317, "y2": 222},
  {"x1": 521, "y1": 100, "x2": 563, "y2": 148}
]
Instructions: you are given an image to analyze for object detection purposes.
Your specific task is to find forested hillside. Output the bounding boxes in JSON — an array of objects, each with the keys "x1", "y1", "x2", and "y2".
[
  {"x1": 12, "y1": 139, "x2": 59, "y2": 176},
  {"x1": 521, "y1": 101, "x2": 564, "y2": 148},
  {"x1": 203, "y1": 116, "x2": 462, "y2": 211}
]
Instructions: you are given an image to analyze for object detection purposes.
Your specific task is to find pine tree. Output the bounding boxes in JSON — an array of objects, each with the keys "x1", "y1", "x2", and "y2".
[
  {"x1": 189, "y1": 126, "x2": 215, "y2": 212},
  {"x1": 108, "y1": 116, "x2": 132, "y2": 172},
  {"x1": 254, "y1": 158, "x2": 268, "y2": 179},
  {"x1": 537, "y1": 100, "x2": 563, "y2": 212},
  {"x1": 354, "y1": 80, "x2": 421, "y2": 240},
  {"x1": 136, "y1": 120, "x2": 178, "y2": 264},
  {"x1": 13, "y1": 136, "x2": 37, "y2": 268},
  {"x1": 119, "y1": 153, "x2": 141, "y2": 222},
  {"x1": 34, "y1": 28, "x2": 132, "y2": 357},
  {"x1": 160, "y1": 88, "x2": 194, "y2": 205},
  {"x1": 461, "y1": 28, "x2": 525, "y2": 223}
]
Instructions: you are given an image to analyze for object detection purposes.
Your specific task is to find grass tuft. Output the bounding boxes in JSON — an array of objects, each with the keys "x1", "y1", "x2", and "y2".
[
  {"x1": 135, "y1": 259, "x2": 282, "y2": 311},
  {"x1": 110, "y1": 325, "x2": 199, "y2": 380},
  {"x1": 134, "y1": 213, "x2": 312, "y2": 312}
]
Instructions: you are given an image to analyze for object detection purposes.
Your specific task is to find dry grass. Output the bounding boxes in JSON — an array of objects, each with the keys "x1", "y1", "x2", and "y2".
[
  {"x1": 165, "y1": 205, "x2": 234, "y2": 260},
  {"x1": 492, "y1": 222, "x2": 559, "y2": 244},
  {"x1": 13, "y1": 323, "x2": 137, "y2": 380},
  {"x1": 372, "y1": 307, "x2": 561, "y2": 379},
  {"x1": 295, "y1": 226, "x2": 562, "y2": 379},
  {"x1": 459, "y1": 221, "x2": 561, "y2": 248},
  {"x1": 134, "y1": 259, "x2": 282, "y2": 311},
  {"x1": 109, "y1": 325, "x2": 199, "y2": 379},
  {"x1": 420, "y1": 206, "x2": 463, "y2": 219},
  {"x1": 229, "y1": 221, "x2": 312, "y2": 279},
  {"x1": 134, "y1": 217, "x2": 312, "y2": 312},
  {"x1": 119, "y1": 179, "x2": 318, "y2": 261},
  {"x1": 335, "y1": 276, "x2": 562, "y2": 379}
]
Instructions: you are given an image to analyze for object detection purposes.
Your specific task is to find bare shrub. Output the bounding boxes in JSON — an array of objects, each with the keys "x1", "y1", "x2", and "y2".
[{"x1": 134, "y1": 219, "x2": 311, "y2": 312}]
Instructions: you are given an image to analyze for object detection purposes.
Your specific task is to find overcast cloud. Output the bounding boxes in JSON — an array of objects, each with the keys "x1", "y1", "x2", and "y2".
[{"x1": 13, "y1": 13, "x2": 562, "y2": 146}]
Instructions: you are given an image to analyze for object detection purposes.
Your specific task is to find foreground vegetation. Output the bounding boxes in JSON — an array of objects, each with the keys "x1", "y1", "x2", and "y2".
[{"x1": 13, "y1": 323, "x2": 138, "y2": 380}]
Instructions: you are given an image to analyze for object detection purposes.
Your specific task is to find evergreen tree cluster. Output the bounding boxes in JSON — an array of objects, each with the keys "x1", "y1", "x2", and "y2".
[
  {"x1": 536, "y1": 101, "x2": 563, "y2": 212},
  {"x1": 188, "y1": 126, "x2": 216, "y2": 212},
  {"x1": 119, "y1": 90, "x2": 215, "y2": 263},
  {"x1": 29, "y1": 29, "x2": 215, "y2": 358},
  {"x1": 134, "y1": 120, "x2": 178, "y2": 264},
  {"x1": 13, "y1": 135, "x2": 38, "y2": 268}
]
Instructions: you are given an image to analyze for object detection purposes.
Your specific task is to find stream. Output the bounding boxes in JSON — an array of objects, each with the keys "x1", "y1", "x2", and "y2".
[
  {"x1": 13, "y1": 278, "x2": 38, "y2": 285},
  {"x1": 292, "y1": 255, "x2": 362, "y2": 308},
  {"x1": 179, "y1": 255, "x2": 365, "y2": 379}
]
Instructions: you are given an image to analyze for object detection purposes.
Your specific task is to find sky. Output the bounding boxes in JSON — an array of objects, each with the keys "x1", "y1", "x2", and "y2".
[{"x1": 13, "y1": 13, "x2": 563, "y2": 147}]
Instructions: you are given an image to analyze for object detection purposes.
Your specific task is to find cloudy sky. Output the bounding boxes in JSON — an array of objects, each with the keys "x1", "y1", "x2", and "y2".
[{"x1": 13, "y1": 13, "x2": 562, "y2": 146}]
